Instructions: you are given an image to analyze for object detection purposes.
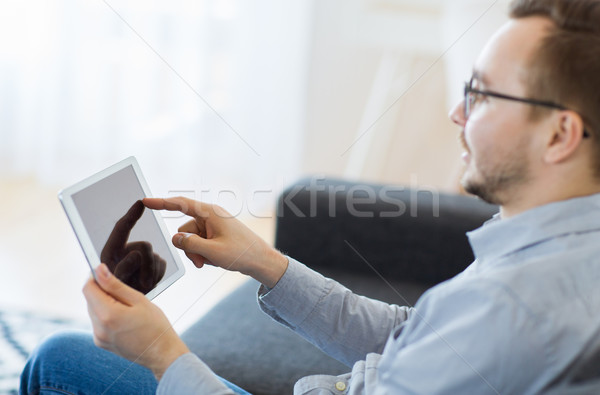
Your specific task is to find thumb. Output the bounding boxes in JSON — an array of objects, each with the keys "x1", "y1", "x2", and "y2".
[
  {"x1": 172, "y1": 232, "x2": 213, "y2": 256},
  {"x1": 95, "y1": 263, "x2": 144, "y2": 306}
]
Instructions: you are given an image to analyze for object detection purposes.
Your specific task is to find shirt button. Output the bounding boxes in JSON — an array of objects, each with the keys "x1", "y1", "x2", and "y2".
[{"x1": 335, "y1": 381, "x2": 347, "y2": 391}]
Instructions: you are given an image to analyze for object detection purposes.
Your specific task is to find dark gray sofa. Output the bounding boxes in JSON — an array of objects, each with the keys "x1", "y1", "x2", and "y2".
[{"x1": 181, "y1": 177, "x2": 498, "y2": 395}]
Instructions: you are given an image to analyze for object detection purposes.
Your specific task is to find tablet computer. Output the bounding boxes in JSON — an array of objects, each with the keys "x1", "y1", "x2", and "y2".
[{"x1": 58, "y1": 156, "x2": 185, "y2": 300}]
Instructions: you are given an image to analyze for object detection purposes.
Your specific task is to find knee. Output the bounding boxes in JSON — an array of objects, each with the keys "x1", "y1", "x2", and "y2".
[
  {"x1": 28, "y1": 329, "x2": 94, "y2": 367},
  {"x1": 21, "y1": 330, "x2": 94, "y2": 393}
]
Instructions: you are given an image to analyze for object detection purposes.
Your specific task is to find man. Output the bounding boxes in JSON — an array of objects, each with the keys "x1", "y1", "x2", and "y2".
[{"x1": 21, "y1": 0, "x2": 600, "y2": 393}]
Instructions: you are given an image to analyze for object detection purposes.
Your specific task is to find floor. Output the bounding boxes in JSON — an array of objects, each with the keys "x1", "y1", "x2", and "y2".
[{"x1": 0, "y1": 177, "x2": 276, "y2": 334}]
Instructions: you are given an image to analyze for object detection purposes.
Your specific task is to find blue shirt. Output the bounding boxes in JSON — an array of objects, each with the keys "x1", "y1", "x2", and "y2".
[{"x1": 158, "y1": 194, "x2": 600, "y2": 394}]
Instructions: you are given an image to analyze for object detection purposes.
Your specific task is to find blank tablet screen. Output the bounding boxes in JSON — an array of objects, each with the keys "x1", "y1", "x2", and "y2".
[{"x1": 71, "y1": 164, "x2": 178, "y2": 294}]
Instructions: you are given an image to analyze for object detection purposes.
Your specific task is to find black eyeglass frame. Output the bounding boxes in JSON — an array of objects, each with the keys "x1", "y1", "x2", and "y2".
[{"x1": 463, "y1": 79, "x2": 590, "y2": 138}]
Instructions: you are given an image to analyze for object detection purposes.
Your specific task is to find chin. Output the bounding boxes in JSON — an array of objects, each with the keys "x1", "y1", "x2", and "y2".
[
  {"x1": 462, "y1": 180, "x2": 503, "y2": 205},
  {"x1": 460, "y1": 171, "x2": 501, "y2": 205},
  {"x1": 460, "y1": 168, "x2": 477, "y2": 192}
]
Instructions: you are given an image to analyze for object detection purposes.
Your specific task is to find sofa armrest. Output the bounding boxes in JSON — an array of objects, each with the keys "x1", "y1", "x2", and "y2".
[{"x1": 275, "y1": 177, "x2": 498, "y2": 285}]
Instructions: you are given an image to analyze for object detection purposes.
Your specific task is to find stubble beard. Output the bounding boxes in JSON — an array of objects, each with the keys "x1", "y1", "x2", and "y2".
[{"x1": 461, "y1": 149, "x2": 531, "y2": 206}]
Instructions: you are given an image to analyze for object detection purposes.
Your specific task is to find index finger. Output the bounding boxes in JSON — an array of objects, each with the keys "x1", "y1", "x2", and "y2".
[
  {"x1": 102, "y1": 200, "x2": 145, "y2": 257},
  {"x1": 143, "y1": 197, "x2": 210, "y2": 218}
]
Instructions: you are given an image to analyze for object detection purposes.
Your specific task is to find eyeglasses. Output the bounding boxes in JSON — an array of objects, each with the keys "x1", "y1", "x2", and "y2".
[{"x1": 463, "y1": 78, "x2": 590, "y2": 138}]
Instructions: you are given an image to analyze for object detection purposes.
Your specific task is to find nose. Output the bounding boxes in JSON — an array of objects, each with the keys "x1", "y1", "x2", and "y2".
[{"x1": 449, "y1": 100, "x2": 466, "y2": 127}]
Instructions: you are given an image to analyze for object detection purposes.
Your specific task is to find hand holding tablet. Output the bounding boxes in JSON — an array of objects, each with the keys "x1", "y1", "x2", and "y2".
[
  {"x1": 64, "y1": 157, "x2": 287, "y2": 380},
  {"x1": 59, "y1": 157, "x2": 185, "y2": 299}
]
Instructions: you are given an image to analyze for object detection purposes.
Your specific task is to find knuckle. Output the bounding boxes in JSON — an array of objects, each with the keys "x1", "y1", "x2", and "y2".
[
  {"x1": 177, "y1": 197, "x2": 189, "y2": 209},
  {"x1": 114, "y1": 216, "x2": 128, "y2": 229},
  {"x1": 213, "y1": 205, "x2": 231, "y2": 218},
  {"x1": 179, "y1": 238, "x2": 189, "y2": 251},
  {"x1": 180, "y1": 234, "x2": 189, "y2": 245},
  {"x1": 95, "y1": 309, "x2": 118, "y2": 329}
]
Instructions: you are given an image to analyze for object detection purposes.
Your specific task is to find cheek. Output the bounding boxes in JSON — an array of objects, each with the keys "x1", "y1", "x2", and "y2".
[
  {"x1": 465, "y1": 108, "x2": 514, "y2": 158},
  {"x1": 463, "y1": 118, "x2": 506, "y2": 176},
  {"x1": 464, "y1": 118, "x2": 490, "y2": 160}
]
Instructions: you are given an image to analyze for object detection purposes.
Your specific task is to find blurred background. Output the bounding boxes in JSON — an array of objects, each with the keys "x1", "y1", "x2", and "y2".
[{"x1": 0, "y1": 0, "x2": 510, "y2": 325}]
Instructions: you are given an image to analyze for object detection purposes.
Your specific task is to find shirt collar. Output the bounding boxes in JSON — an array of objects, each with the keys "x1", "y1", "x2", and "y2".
[{"x1": 467, "y1": 193, "x2": 600, "y2": 263}]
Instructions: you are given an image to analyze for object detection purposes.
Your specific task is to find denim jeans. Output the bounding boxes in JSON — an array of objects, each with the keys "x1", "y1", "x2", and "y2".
[{"x1": 20, "y1": 330, "x2": 251, "y2": 395}]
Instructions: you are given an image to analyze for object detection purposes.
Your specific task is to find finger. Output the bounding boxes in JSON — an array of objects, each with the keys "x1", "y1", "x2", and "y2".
[
  {"x1": 185, "y1": 251, "x2": 206, "y2": 268},
  {"x1": 123, "y1": 242, "x2": 156, "y2": 293},
  {"x1": 82, "y1": 275, "x2": 129, "y2": 353},
  {"x1": 152, "y1": 253, "x2": 167, "y2": 284},
  {"x1": 113, "y1": 250, "x2": 143, "y2": 285},
  {"x1": 126, "y1": 241, "x2": 154, "y2": 262},
  {"x1": 101, "y1": 200, "x2": 145, "y2": 261},
  {"x1": 83, "y1": 275, "x2": 123, "y2": 318},
  {"x1": 122, "y1": 243, "x2": 165, "y2": 292},
  {"x1": 138, "y1": 252, "x2": 164, "y2": 293},
  {"x1": 178, "y1": 219, "x2": 206, "y2": 237},
  {"x1": 143, "y1": 197, "x2": 210, "y2": 219},
  {"x1": 84, "y1": 281, "x2": 114, "y2": 349},
  {"x1": 172, "y1": 232, "x2": 214, "y2": 257},
  {"x1": 94, "y1": 263, "x2": 145, "y2": 306}
]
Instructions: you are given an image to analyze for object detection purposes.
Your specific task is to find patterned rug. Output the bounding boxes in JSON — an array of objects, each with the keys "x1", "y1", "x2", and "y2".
[{"x1": 0, "y1": 308, "x2": 89, "y2": 395}]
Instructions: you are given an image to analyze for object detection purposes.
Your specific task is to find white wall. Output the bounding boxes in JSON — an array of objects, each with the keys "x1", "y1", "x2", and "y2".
[
  {"x1": 301, "y1": 0, "x2": 511, "y2": 192},
  {"x1": 0, "y1": 0, "x2": 314, "y2": 216},
  {"x1": 0, "y1": 0, "x2": 513, "y2": 204}
]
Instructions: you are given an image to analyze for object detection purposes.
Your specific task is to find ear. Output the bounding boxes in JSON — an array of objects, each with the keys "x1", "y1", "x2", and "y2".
[{"x1": 544, "y1": 111, "x2": 585, "y2": 164}]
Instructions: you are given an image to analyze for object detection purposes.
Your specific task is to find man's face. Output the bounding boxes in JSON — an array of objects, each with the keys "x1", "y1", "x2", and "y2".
[{"x1": 449, "y1": 17, "x2": 554, "y2": 205}]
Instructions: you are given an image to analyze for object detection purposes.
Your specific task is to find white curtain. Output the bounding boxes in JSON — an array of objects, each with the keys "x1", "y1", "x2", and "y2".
[{"x1": 0, "y1": 0, "x2": 311, "y2": 214}]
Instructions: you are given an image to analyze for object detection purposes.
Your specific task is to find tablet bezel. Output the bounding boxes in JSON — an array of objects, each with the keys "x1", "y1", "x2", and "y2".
[{"x1": 58, "y1": 156, "x2": 185, "y2": 300}]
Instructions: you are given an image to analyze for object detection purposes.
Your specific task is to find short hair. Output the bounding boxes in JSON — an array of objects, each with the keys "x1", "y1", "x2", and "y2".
[{"x1": 509, "y1": 0, "x2": 600, "y2": 177}]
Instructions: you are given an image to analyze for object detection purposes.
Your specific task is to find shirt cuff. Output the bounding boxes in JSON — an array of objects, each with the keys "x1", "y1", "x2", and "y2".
[
  {"x1": 157, "y1": 352, "x2": 233, "y2": 395},
  {"x1": 258, "y1": 256, "x2": 334, "y2": 329}
]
